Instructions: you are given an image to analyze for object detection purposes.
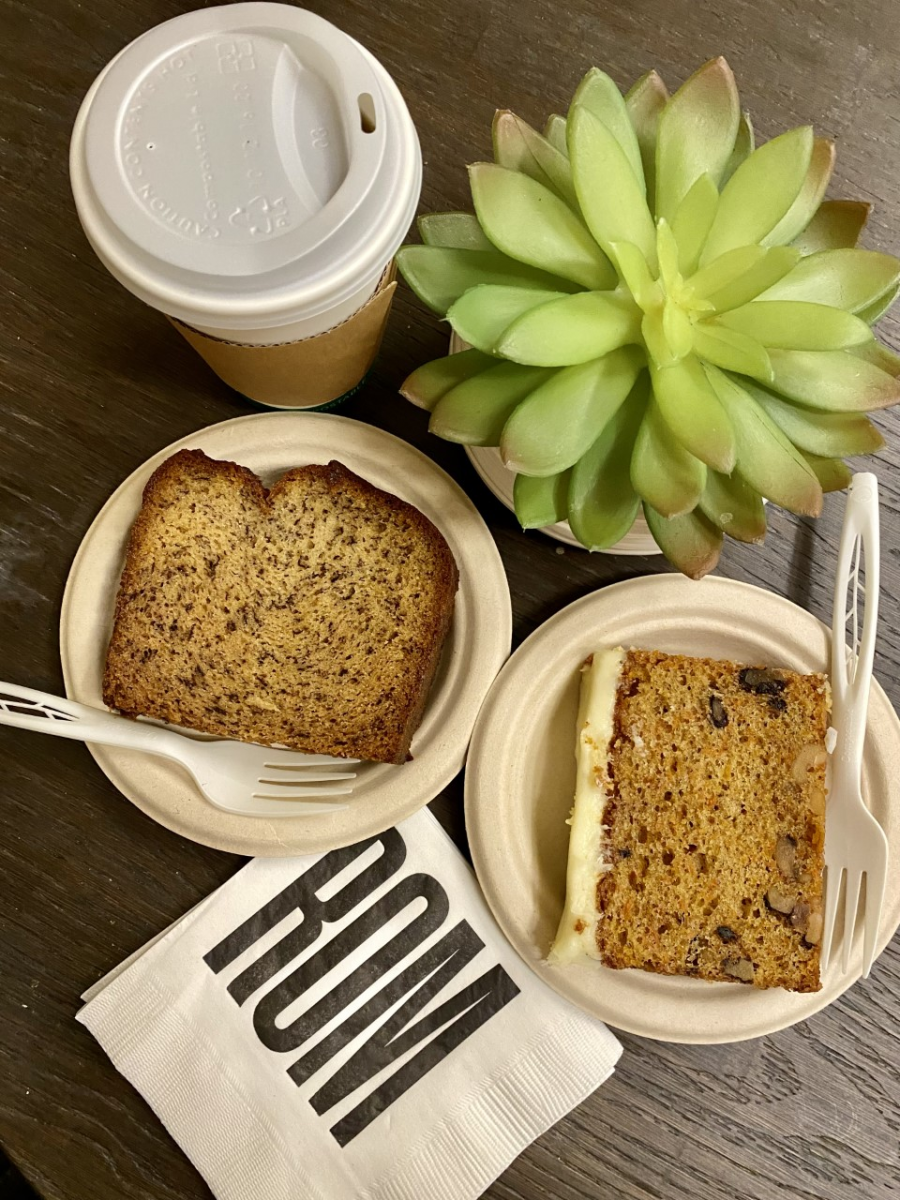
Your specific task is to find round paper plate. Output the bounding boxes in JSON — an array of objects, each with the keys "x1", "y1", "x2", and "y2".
[
  {"x1": 465, "y1": 574, "x2": 900, "y2": 1043},
  {"x1": 61, "y1": 412, "x2": 511, "y2": 857}
]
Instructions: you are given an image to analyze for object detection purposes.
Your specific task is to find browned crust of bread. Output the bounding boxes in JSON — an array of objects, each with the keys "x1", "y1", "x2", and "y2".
[{"x1": 103, "y1": 449, "x2": 458, "y2": 765}]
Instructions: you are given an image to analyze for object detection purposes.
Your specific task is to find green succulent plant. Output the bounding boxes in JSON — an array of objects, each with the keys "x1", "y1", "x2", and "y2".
[{"x1": 396, "y1": 58, "x2": 900, "y2": 577}]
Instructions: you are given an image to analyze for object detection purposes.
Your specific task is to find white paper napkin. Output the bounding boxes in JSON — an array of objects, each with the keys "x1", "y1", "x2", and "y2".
[{"x1": 78, "y1": 807, "x2": 621, "y2": 1200}]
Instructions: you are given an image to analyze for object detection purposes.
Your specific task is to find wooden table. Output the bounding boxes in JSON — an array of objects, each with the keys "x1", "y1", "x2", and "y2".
[{"x1": 3, "y1": 0, "x2": 900, "y2": 1196}]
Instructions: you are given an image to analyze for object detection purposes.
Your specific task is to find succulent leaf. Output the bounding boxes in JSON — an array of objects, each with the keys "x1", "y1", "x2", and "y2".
[
  {"x1": 469, "y1": 163, "x2": 616, "y2": 289},
  {"x1": 662, "y1": 297, "x2": 694, "y2": 360},
  {"x1": 446, "y1": 285, "x2": 569, "y2": 352},
  {"x1": 656, "y1": 220, "x2": 681, "y2": 291},
  {"x1": 397, "y1": 58, "x2": 900, "y2": 576},
  {"x1": 397, "y1": 245, "x2": 578, "y2": 315},
  {"x1": 544, "y1": 114, "x2": 569, "y2": 156},
  {"x1": 791, "y1": 200, "x2": 870, "y2": 255},
  {"x1": 694, "y1": 246, "x2": 801, "y2": 312},
  {"x1": 655, "y1": 57, "x2": 740, "y2": 223},
  {"x1": 569, "y1": 107, "x2": 657, "y2": 263},
  {"x1": 643, "y1": 505, "x2": 723, "y2": 579},
  {"x1": 687, "y1": 246, "x2": 768, "y2": 300},
  {"x1": 801, "y1": 453, "x2": 853, "y2": 493},
  {"x1": 757, "y1": 249, "x2": 900, "y2": 313},
  {"x1": 496, "y1": 290, "x2": 643, "y2": 366},
  {"x1": 713, "y1": 301, "x2": 872, "y2": 350},
  {"x1": 706, "y1": 366, "x2": 823, "y2": 515},
  {"x1": 670, "y1": 174, "x2": 719, "y2": 276},
  {"x1": 571, "y1": 68, "x2": 646, "y2": 190},
  {"x1": 418, "y1": 212, "x2": 494, "y2": 250},
  {"x1": 631, "y1": 396, "x2": 707, "y2": 516},
  {"x1": 568, "y1": 382, "x2": 646, "y2": 548},
  {"x1": 611, "y1": 241, "x2": 660, "y2": 309},
  {"x1": 857, "y1": 282, "x2": 900, "y2": 326},
  {"x1": 493, "y1": 111, "x2": 578, "y2": 207},
  {"x1": 430, "y1": 362, "x2": 552, "y2": 444},
  {"x1": 721, "y1": 111, "x2": 755, "y2": 185},
  {"x1": 625, "y1": 70, "x2": 669, "y2": 205},
  {"x1": 651, "y1": 354, "x2": 737, "y2": 472},
  {"x1": 400, "y1": 348, "x2": 496, "y2": 410},
  {"x1": 852, "y1": 340, "x2": 900, "y2": 376},
  {"x1": 767, "y1": 349, "x2": 900, "y2": 411},
  {"x1": 698, "y1": 468, "x2": 767, "y2": 542},
  {"x1": 501, "y1": 347, "x2": 643, "y2": 475},
  {"x1": 641, "y1": 308, "x2": 674, "y2": 367},
  {"x1": 763, "y1": 138, "x2": 835, "y2": 246},
  {"x1": 691, "y1": 324, "x2": 774, "y2": 382},
  {"x1": 514, "y1": 468, "x2": 572, "y2": 527},
  {"x1": 700, "y1": 127, "x2": 814, "y2": 264},
  {"x1": 739, "y1": 381, "x2": 885, "y2": 456}
]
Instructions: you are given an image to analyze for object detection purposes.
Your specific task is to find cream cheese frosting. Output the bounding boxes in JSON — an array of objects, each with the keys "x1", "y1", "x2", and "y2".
[{"x1": 549, "y1": 646, "x2": 625, "y2": 964}]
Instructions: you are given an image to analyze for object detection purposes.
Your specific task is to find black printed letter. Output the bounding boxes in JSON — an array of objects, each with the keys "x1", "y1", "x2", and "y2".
[
  {"x1": 309, "y1": 921, "x2": 521, "y2": 1145},
  {"x1": 203, "y1": 829, "x2": 406, "y2": 1004},
  {"x1": 253, "y1": 873, "x2": 449, "y2": 1052}
]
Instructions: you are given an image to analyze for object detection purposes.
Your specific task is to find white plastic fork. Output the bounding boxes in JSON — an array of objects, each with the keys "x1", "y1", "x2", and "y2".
[
  {"x1": 0, "y1": 682, "x2": 357, "y2": 818},
  {"x1": 821, "y1": 472, "x2": 889, "y2": 977}
]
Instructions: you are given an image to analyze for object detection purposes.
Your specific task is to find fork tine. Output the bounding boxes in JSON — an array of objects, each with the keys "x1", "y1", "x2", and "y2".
[
  {"x1": 862, "y1": 861, "x2": 887, "y2": 978},
  {"x1": 253, "y1": 785, "x2": 355, "y2": 800},
  {"x1": 841, "y1": 869, "x2": 863, "y2": 975},
  {"x1": 820, "y1": 864, "x2": 842, "y2": 974},
  {"x1": 258, "y1": 772, "x2": 357, "y2": 784}
]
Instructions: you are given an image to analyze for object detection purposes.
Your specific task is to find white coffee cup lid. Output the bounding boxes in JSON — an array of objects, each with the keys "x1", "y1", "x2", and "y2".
[{"x1": 70, "y1": 3, "x2": 421, "y2": 332}]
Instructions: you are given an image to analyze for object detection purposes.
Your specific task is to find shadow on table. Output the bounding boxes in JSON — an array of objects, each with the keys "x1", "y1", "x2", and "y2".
[
  {"x1": 1, "y1": 1151, "x2": 39, "y2": 1200},
  {"x1": 786, "y1": 516, "x2": 816, "y2": 614}
]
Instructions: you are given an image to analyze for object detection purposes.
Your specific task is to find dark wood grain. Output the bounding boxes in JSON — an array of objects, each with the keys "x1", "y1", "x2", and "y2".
[{"x1": 2, "y1": 0, "x2": 900, "y2": 1196}]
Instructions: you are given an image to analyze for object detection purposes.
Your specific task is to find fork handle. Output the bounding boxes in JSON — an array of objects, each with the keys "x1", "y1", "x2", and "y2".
[
  {"x1": 830, "y1": 473, "x2": 880, "y2": 791},
  {"x1": 0, "y1": 681, "x2": 188, "y2": 761}
]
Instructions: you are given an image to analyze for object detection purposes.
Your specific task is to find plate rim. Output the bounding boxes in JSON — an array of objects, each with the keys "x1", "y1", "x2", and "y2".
[
  {"x1": 464, "y1": 573, "x2": 900, "y2": 1043},
  {"x1": 61, "y1": 410, "x2": 512, "y2": 856}
]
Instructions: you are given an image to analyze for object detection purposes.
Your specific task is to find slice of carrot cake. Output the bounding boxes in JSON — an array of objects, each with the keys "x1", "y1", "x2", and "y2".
[{"x1": 550, "y1": 648, "x2": 829, "y2": 992}]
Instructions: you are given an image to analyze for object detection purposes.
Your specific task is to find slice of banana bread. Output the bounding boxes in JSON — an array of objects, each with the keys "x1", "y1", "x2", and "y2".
[
  {"x1": 551, "y1": 647, "x2": 829, "y2": 992},
  {"x1": 103, "y1": 450, "x2": 458, "y2": 764}
]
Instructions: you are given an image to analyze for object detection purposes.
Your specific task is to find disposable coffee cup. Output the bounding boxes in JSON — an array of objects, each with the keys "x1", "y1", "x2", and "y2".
[{"x1": 70, "y1": 3, "x2": 422, "y2": 409}]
